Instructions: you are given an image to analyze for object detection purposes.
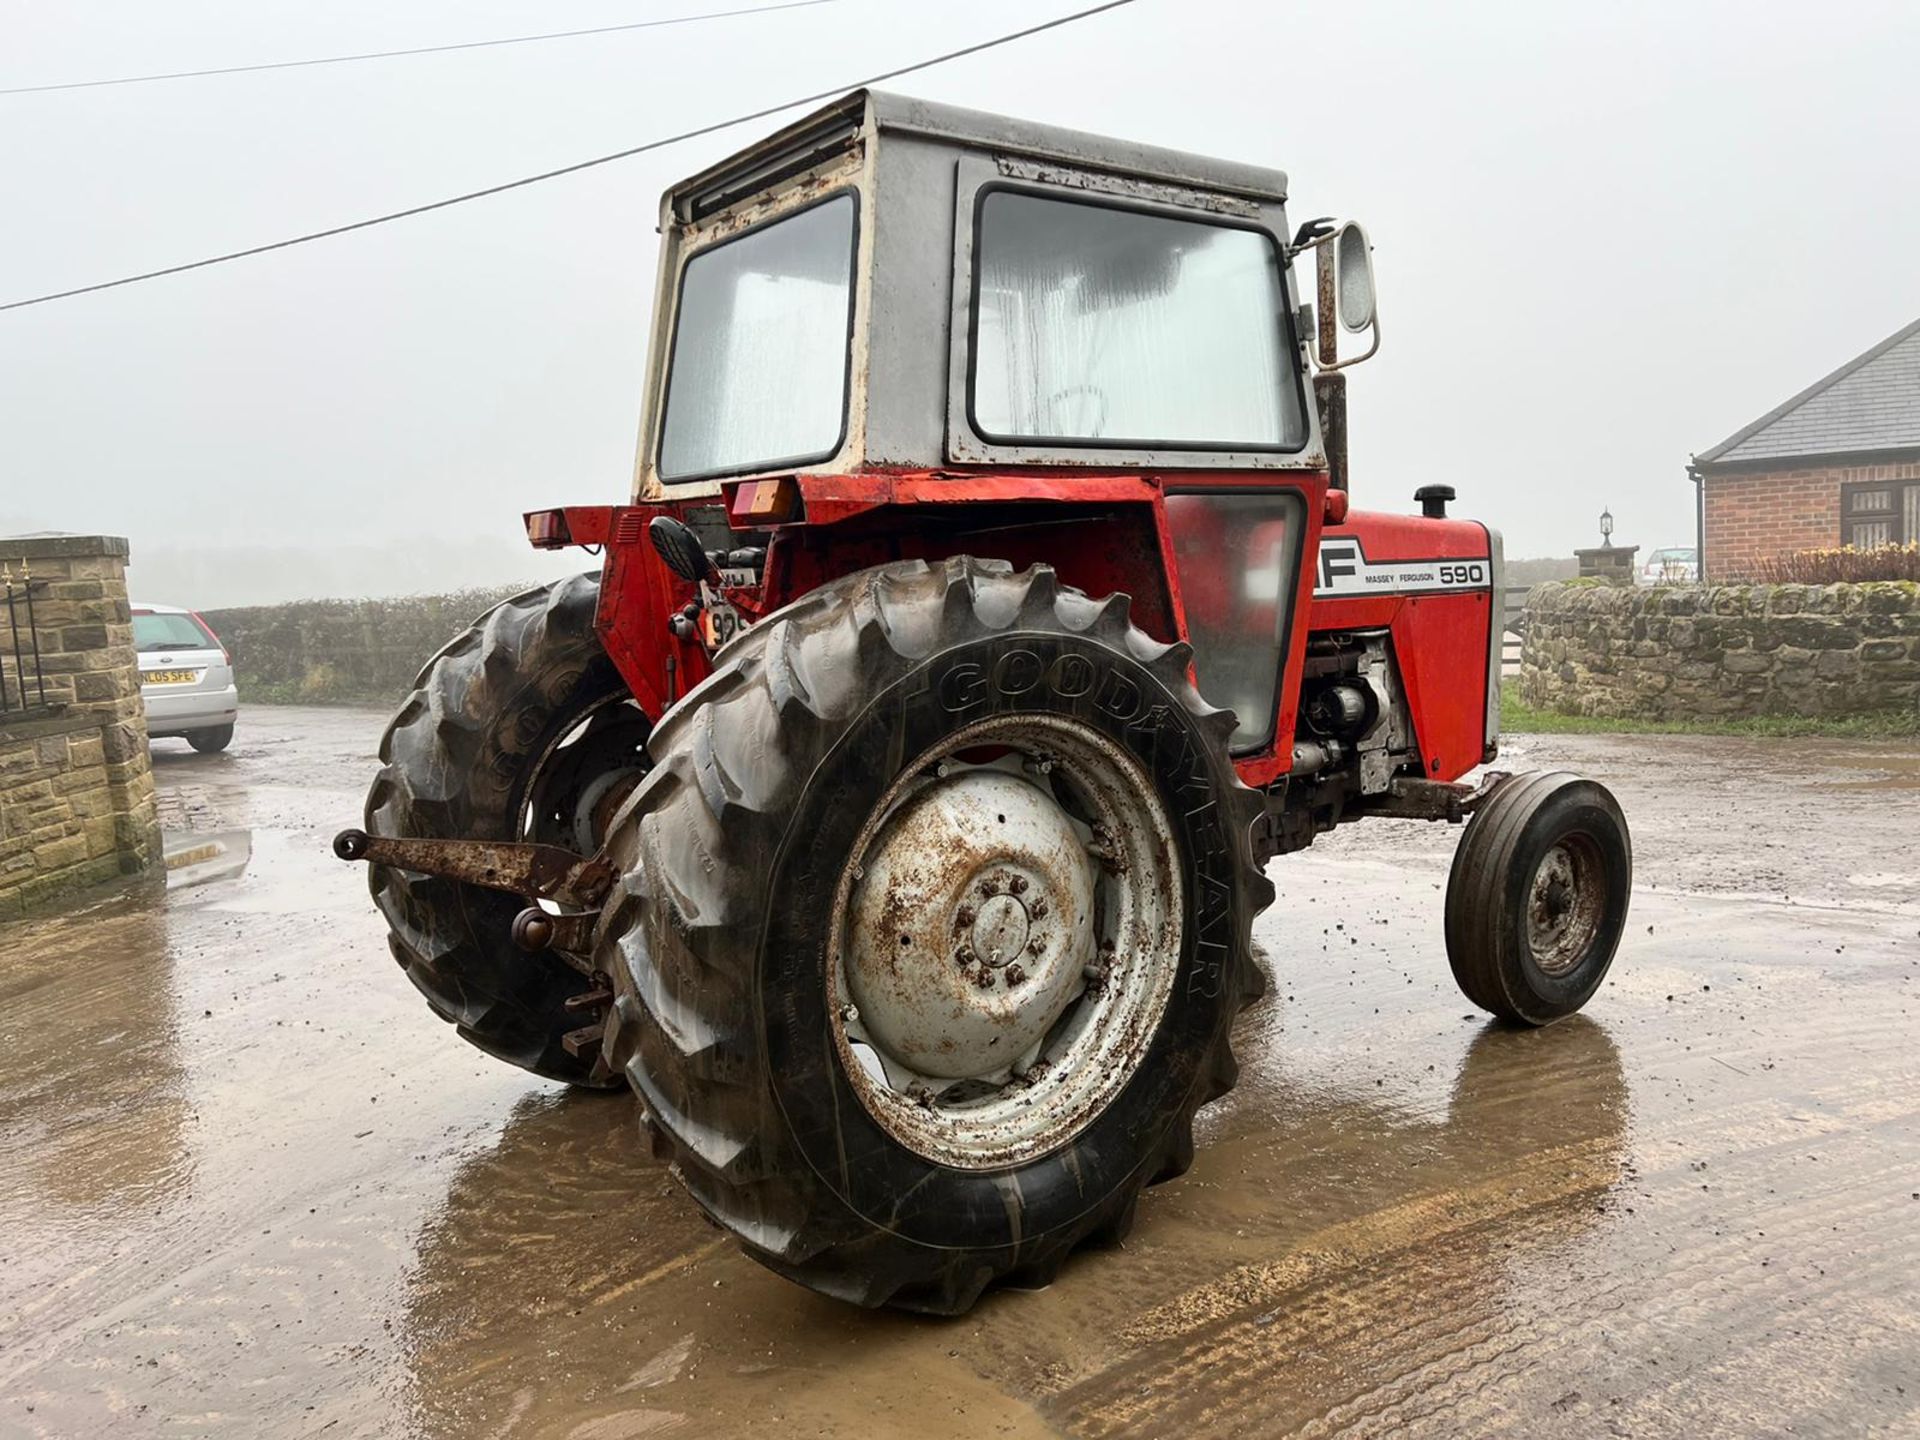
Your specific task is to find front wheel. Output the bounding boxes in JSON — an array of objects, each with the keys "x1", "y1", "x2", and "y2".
[
  {"x1": 1445, "y1": 771, "x2": 1632, "y2": 1025},
  {"x1": 598, "y1": 558, "x2": 1271, "y2": 1313}
]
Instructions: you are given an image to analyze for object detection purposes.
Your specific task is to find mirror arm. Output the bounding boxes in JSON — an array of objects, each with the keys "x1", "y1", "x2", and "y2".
[{"x1": 1315, "y1": 316, "x2": 1381, "y2": 374}]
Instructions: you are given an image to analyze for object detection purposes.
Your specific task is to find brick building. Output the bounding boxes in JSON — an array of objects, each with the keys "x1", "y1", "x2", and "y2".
[{"x1": 1690, "y1": 317, "x2": 1920, "y2": 579}]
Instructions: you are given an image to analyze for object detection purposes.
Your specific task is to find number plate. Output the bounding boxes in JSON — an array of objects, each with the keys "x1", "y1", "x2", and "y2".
[
  {"x1": 141, "y1": 669, "x2": 199, "y2": 685},
  {"x1": 700, "y1": 599, "x2": 743, "y2": 649}
]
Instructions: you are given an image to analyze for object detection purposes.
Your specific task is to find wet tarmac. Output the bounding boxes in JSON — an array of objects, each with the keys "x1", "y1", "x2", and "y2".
[{"x1": 2, "y1": 705, "x2": 1916, "y2": 1438}]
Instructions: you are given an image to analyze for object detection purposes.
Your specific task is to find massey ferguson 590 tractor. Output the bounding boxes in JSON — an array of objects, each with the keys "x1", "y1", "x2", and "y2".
[{"x1": 335, "y1": 91, "x2": 1631, "y2": 1313}]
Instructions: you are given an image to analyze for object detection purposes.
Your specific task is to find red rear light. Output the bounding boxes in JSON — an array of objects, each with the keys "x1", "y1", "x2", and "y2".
[
  {"x1": 728, "y1": 477, "x2": 800, "y2": 525},
  {"x1": 1323, "y1": 488, "x2": 1350, "y2": 526},
  {"x1": 525, "y1": 509, "x2": 572, "y2": 549},
  {"x1": 190, "y1": 610, "x2": 229, "y2": 664}
]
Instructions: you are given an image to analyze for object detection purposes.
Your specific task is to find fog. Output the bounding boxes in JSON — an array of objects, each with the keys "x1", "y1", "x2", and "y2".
[{"x1": 4, "y1": 0, "x2": 1917, "y2": 605}]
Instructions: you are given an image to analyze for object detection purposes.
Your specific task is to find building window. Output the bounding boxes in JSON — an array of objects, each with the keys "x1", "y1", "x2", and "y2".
[{"x1": 1840, "y1": 480, "x2": 1919, "y2": 547}]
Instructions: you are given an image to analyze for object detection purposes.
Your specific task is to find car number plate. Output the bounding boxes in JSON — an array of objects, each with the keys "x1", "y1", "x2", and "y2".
[{"x1": 141, "y1": 669, "x2": 198, "y2": 685}]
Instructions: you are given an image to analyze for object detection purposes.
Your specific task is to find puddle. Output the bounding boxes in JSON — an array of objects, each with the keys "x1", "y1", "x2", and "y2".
[{"x1": 162, "y1": 828, "x2": 253, "y2": 889}]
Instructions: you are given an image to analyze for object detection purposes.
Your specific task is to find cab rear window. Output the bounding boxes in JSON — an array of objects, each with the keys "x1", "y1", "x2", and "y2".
[
  {"x1": 658, "y1": 192, "x2": 859, "y2": 483},
  {"x1": 133, "y1": 613, "x2": 219, "y2": 652}
]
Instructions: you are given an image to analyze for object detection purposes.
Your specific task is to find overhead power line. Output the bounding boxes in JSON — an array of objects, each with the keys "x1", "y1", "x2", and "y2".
[
  {"x1": 0, "y1": 1, "x2": 839, "y2": 97},
  {"x1": 0, "y1": 1, "x2": 1138, "y2": 314}
]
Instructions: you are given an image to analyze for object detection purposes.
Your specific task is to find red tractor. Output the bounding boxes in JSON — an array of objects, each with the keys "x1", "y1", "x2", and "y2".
[{"x1": 335, "y1": 91, "x2": 1631, "y2": 1313}]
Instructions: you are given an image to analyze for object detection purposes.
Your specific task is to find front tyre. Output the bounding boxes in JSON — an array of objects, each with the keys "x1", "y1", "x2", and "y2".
[
  {"x1": 1444, "y1": 771, "x2": 1632, "y2": 1025},
  {"x1": 599, "y1": 558, "x2": 1271, "y2": 1313}
]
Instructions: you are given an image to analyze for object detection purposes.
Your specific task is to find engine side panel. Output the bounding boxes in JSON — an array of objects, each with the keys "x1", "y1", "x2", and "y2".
[{"x1": 1308, "y1": 512, "x2": 1497, "y2": 783}]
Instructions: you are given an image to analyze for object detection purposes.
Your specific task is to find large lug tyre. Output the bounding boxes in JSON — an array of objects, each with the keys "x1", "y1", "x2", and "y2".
[
  {"x1": 1444, "y1": 771, "x2": 1632, "y2": 1026},
  {"x1": 598, "y1": 557, "x2": 1272, "y2": 1313},
  {"x1": 366, "y1": 573, "x2": 650, "y2": 1087}
]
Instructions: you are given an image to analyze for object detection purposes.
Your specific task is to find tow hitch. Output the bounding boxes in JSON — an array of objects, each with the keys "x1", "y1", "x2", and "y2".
[{"x1": 333, "y1": 828, "x2": 614, "y2": 976}]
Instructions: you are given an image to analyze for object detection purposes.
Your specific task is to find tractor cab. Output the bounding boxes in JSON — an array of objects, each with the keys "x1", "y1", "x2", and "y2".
[
  {"x1": 618, "y1": 90, "x2": 1380, "y2": 767},
  {"x1": 634, "y1": 89, "x2": 1346, "y2": 493}
]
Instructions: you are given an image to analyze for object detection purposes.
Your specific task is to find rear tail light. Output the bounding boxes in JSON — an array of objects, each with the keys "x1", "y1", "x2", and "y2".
[
  {"x1": 191, "y1": 610, "x2": 229, "y2": 664},
  {"x1": 525, "y1": 509, "x2": 572, "y2": 549},
  {"x1": 728, "y1": 477, "x2": 800, "y2": 525}
]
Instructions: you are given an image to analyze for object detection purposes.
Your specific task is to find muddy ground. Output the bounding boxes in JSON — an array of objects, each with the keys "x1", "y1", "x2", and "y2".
[{"x1": 1, "y1": 704, "x2": 1916, "y2": 1438}]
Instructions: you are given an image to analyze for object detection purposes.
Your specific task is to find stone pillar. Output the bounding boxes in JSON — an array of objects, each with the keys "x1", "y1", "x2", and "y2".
[
  {"x1": 1575, "y1": 544, "x2": 1639, "y2": 585},
  {"x1": 0, "y1": 535, "x2": 163, "y2": 917}
]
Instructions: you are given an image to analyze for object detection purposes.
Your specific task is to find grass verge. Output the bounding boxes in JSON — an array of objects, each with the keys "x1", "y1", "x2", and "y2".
[{"x1": 1501, "y1": 690, "x2": 1919, "y2": 739}]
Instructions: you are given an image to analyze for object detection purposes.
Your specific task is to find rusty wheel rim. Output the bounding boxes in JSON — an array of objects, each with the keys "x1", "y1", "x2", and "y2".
[
  {"x1": 1526, "y1": 832, "x2": 1606, "y2": 978},
  {"x1": 828, "y1": 713, "x2": 1183, "y2": 1171},
  {"x1": 518, "y1": 694, "x2": 652, "y2": 855}
]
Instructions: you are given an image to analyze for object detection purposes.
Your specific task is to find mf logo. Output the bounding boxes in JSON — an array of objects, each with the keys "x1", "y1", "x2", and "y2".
[{"x1": 1317, "y1": 538, "x2": 1361, "y2": 591}]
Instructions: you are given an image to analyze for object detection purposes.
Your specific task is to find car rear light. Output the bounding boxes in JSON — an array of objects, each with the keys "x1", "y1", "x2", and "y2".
[
  {"x1": 1324, "y1": 488, "x2": 1350, "y2": 526},
  {"x1": 191, "y1": 610, "x2": 229, "y2": 664},
  {"x1": 525, "y1": 509, "x2": 572, "y2": 549}
]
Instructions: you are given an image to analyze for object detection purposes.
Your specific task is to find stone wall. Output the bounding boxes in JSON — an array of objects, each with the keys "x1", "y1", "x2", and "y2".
[
  {"x1": 1519, "y1": 580, "x2": 1920, "y2": 720},
  {"x1": 200, "y1": 585, "x2": 528, "y2": 703},
  {"x1": 0, "y1": 535, "x2": 163, "y2": 917}
]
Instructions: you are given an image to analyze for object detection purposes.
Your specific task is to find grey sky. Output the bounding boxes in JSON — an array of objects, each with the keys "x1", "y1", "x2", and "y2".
[{"x1": 4, "y1": 0, "x2": 1918, "y2": 605}]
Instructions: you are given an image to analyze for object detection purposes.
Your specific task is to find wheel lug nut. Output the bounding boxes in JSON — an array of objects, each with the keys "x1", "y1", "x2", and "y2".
[
  {"x1": 956, "y1": 906, "x2": 975, "y2": 927},
  {"x1": 1005, "y1": 963, "x2": 1026, "y2": 985},
  {"x1": 1009, "y1": 875, "x2": 1028, "y2": 895},
  {"x1": 840, "y1": 1003, "x2": 858, "y2": 1024},
  {"x1": 1029, "y1": 899, "x2": 1048, "y2": 920},
  {"x1": 974, "y1": 967, "x2": 995, "y2": 989},
  {"x1": 1026, "y1": 938, "x2": 1041, "y2": 956}
]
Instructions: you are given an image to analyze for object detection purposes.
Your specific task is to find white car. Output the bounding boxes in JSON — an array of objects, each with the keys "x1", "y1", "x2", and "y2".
[
  {"x1": 132, "y1": 603, "x2": 238, "y2": 752},
  {"x1": 1637, "y1": 546, "x2": 1699, "y2": 585}
]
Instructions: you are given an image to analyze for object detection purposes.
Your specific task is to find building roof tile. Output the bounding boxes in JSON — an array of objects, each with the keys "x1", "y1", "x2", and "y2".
[{"x1": 1696, "y1": 316, "x2": 1920, "y2": 467}]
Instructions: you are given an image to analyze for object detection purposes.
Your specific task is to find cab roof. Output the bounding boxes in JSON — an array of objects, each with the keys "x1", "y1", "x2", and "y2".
[{"x1": 667, "y1": 89, "x2": 1290, "y2": 222}]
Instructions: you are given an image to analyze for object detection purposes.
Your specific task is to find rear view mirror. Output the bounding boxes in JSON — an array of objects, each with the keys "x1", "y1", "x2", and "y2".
[
  {"x1": 1334, "y1": 222, "x2": 1376, "y2": 332},
  {"x1": 1306, "y1": 219, "x2": 1380, "y2": 372}
]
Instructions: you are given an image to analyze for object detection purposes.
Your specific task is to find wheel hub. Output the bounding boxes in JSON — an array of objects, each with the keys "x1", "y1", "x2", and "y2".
[
  {"x1": 844, "y1": 769, "x2": 1095, "y2": 1080},
  {"x1": 830, "y1": 713, "x2": 1184, "y2": 1172},
  {"x1": 1527, "y1": 838, "x2": 1603, "y2": 978}
]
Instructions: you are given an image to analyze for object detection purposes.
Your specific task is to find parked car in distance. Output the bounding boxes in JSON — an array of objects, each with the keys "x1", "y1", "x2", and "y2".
[
  {"x1": 1638, "y1": 546, "x2": 1699, "y2": 585},
  {"x1": 132, "y1": 603, "x2": 238, "y2": 752}
]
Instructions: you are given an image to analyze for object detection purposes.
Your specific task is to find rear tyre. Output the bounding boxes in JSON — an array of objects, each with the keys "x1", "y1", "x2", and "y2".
[
  {"x1": 1445, "y1": 771, "x2": 1631, "y2": 1025},
  {"x1": 366, "y1": 573, "x2": 650, "y2": 1087},
  {"x1": 599, "y1": 558, "x2": 1271, "y2": 1313},
  {"x1": 187, "y1": 725, "x2": 233, "y2": 754}
]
